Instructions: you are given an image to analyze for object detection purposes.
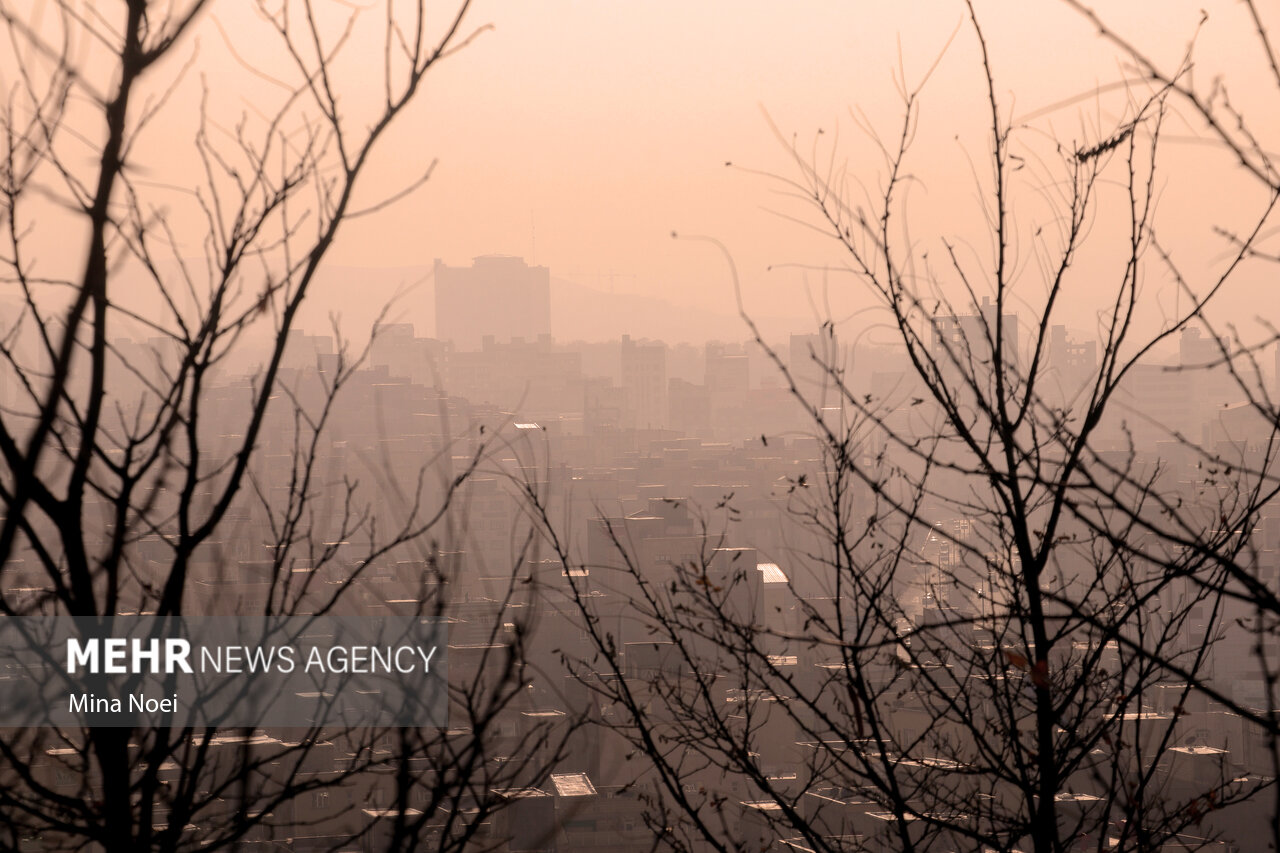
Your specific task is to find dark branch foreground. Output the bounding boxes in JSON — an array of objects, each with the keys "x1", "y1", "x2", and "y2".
[{"x1": 0, "y1": 2, "x2": 579, "y2": 851}]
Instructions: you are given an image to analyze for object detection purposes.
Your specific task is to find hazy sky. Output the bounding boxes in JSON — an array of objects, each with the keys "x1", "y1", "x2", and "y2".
[
  {"x1": 9, "y1": 0, "x2": 1280, "y2": 346},
  {"x1": 306, "y1": 0, "x2": 1280, "y2": 343}
]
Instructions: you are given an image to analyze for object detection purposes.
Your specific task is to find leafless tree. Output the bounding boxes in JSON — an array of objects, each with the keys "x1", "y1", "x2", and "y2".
[
  {"x1": 0, "y1": 2, "x2": 579, "y2": 851},
  {"x1": 528, "y1": 5, "x2": 1280, "y2": 851}
]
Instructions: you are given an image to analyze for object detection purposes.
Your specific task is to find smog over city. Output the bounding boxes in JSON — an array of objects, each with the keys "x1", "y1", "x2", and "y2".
[{"x1": 1, "y1": 2, "x2": 1280, "y2": 852}]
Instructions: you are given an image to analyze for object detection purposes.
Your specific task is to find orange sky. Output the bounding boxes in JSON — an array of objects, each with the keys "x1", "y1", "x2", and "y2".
[{"x1": 6, "y1": 0, "x2": 1279, "y2": 346}]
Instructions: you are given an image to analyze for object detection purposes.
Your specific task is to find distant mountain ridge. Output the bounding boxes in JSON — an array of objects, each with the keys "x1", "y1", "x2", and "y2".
[
  {"x1": 549, "y1": 277, "x2": 801, "y2": 343},
  {"x1": 296, "y1": 264, "x2": 810, "y2": 344}
]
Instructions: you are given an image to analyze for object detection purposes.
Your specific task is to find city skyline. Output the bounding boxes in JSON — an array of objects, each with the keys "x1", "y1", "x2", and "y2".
[{"x1": 4, "y1": 1, "x2": 1280, "y2": 850}]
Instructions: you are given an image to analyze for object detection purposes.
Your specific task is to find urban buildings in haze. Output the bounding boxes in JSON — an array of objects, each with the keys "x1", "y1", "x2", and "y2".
[{"x1": 435, "y1": 255, "x2": 551, "y2": 350}]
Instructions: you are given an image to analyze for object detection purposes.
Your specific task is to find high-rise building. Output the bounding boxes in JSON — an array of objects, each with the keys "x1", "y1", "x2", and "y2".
[
  {"x1": 930, "y1": 296, "x2": 1019, "y2": 367},
  {"x1": 434, "y1": 255, "x2": 550, "y2": 350},
  {"x1": 1046, "y1": 325, "x2": 1097, "y2": 402},
  {"x1": 789, "y1": 332, "x2": 839, "y2": 399},
  {"x1": 369, "y1": 323, "x2": 448, "y2": 388},
  {"x1": 1180, "y1": 326, "x2": 1241, "y2": 447},
  {"x1": 705, "y1": 343, "x2": 749, "y2": 393},
  {"x1": 620, "y1": 334, "x2": 667, "y2": 429}
]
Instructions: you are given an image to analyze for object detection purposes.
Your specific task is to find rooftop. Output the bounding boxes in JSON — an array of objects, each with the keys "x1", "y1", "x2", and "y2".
[{"x1": 550, "y1": 772, "x2": 597, "y2": 797}]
